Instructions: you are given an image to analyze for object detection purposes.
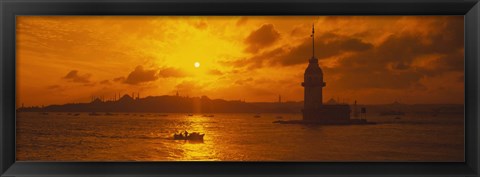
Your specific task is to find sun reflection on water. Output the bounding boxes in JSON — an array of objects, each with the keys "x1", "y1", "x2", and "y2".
[{"x1": 179, "y1": 115, "x2": 218, "y2": 161}]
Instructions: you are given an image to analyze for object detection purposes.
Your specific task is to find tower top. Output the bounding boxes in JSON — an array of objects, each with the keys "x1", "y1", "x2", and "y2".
[{"x1": 311, "y1": 23, "x2": 315, "y2": 58}]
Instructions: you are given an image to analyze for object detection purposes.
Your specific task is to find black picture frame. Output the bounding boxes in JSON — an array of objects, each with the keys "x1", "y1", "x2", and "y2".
[{"x1": 1, "y1": 0, "x2": 479, "y2": 176}]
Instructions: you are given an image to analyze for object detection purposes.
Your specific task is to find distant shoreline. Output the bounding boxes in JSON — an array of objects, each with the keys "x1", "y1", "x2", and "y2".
[{"x1": 17, "y1": 94, "x2": 464, "y2": 115}]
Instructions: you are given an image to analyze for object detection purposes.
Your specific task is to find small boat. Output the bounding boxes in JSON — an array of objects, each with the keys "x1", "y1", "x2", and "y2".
[
  {"x1": 73, "y1": 113, "x2": 80, "y2": 116},
  {"x1": 202, "y1": 114, "x2": 214, "y2": 117},
  {"x1": 89, "y1": 112, "x2": 101, "y2": 116},
  {"x1": 173, "y1": 132, "x2": 205, "y2": 141},
  {"x1": 394, "y1": 116, "x2": 402, "y2": 120},
  {"x1": 105, "y1": 112, "x2": 115, "y2": 116},
  {"x1": 254, "y1": 114, "x2": 261, "y2": 118},
  {"x1": 187, "y1": 114, "x2": 194, "y2": 116}
]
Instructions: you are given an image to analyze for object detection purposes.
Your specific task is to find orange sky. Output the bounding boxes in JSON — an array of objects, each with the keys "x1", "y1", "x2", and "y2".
[{"x1": 16, "y1": 16, "x2": 464, "y2": 107}]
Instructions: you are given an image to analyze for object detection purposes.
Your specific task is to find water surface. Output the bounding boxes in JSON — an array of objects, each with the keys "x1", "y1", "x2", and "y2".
[{"x1": 16, "y1": 112, "x2": 464, "y2": 161}]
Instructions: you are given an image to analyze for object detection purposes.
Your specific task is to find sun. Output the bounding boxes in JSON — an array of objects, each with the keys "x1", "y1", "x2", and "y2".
[{"x1": 194, "y1": 62, "x2": 200, "y2": 68}]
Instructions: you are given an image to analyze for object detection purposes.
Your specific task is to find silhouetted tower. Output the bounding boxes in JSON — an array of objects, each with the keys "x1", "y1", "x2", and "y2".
[
  {"x1": 176, "y1": 91, "x2": 179, "y2": 97},
  {"x1": 302, "y1": 24, "x2": 325, "y2": 110},
  {"x1": 278, "y1": 95, "x2": 282, "y2": 103}
]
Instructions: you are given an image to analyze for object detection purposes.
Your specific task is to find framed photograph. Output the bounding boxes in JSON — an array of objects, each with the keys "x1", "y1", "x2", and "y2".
[{"x1": 1, "y1": 0, "x2": 479, "y2": 176}]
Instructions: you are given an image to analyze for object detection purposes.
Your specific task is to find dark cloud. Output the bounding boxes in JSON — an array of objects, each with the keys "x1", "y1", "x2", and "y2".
[
  {"x1": 158, "y1": 67, "x2": 188, "y2": 78},
  {"x1": 63, "y1": 70, "x2": 91, "y2": 83},
  {"x1": 244, "y1": 24, "x2": 281, "y2": 53},
  {"x1": 327, "y1": 17, "x2": 464, "y2": 90},
  {"x1": 276, "y1": 33, "x2": 373, "y2": 66},
  {"x1": 229, "y1": 32, "x2": 372, "y2": 69},
  {"x1": 389, "y1": 61, "x2": 410, "y2": 70},
  {"x1": 222, "y1": 47, "x2": 286, "y2": 70},
  {"x1": 228, "y1": 16, "x2": 463, "y2": 91},
  {"x1": 121, "y1": 66, "x2": 187, "y2": 85},
  {"x1": 124, "y1": 66, "x2": 159, "y2": 85}
]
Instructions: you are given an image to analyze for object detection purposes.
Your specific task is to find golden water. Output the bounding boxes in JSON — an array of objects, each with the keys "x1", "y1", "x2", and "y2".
[{"x1": 16, "y1": 112, "x2": 464, "y2": 161}]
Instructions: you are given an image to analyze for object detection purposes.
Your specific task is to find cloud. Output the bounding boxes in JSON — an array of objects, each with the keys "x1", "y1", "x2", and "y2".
[
  {"x1": 326, "y1": 19, "x2": 464, "y2": 90},
  {"x1": 234, "y1": 77, "x2": 253, "y2": 85},
  {"x1": 124, "y1": 66, "x2": 159, "y2": 85},
  {"x1": 100, "y1": 79, "x2": 111, "y2": 85},
  {"x1": 113, "y1": 77, "x2": 125, "y2": 82},
  {"x1": 158, "y1": 67, "x2": 188, "y2": 78},
  {"x1": 244, "y1": 24, "x2": 281, "y2": 53},
  {"x1": 228, "y1": 32, "x2": 372, "y2": 69},
  {"x1": 82, "y1": 82, "x2": 97, "y2": 87},
  {"x1": 290, "y1": 26, "x2": 307, "y2": 37},
  {"x1": 63, "y1": 70, "x2": 91, "y2": 83},
  {"x1": 121, "y1": 66, "x2": 187, "y2": 85},
  {"x1": 236, "y1": 17, "x2": 248, "y2": 26},
  {"x1": 226, "y1": 16, "x2": 463, "y2": 92},
  {"x1": 47, "y1": 85, "x2": 62, "y2": 90},
  {"x1": 193, "y1": 21, "x2": 208, "y2": 30},
  {"x1": 175, "y1": 81, "x2": 204, "y2": 96},
  {"x1": 207, "y1": 69, "x2": 223, "y2": 76},
  {"x1": 276, "y1": 32, "x2": 373, "y2": 66}
]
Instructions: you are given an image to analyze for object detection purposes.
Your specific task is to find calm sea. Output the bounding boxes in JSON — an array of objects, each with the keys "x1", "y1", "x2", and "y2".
[{"x1": 16, "y1": 112, "x2": 464, "y2": 161}]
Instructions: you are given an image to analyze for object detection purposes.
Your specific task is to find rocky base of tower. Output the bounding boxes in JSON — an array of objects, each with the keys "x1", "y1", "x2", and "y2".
[
  {"x1": 273, "y1": 104, "x2": 375, "y2": 125},
  {"x1": 303, "y1": 105, "x2": 351, "y2": 122}
]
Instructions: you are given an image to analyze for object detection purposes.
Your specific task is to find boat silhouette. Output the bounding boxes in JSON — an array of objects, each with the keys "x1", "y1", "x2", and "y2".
[
  {"x1": 173, "y1": 132, "x2": 204, "y2": 141},
  {"x1": 88, "y1": 112, "x2": 101, "y2": 116}
]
